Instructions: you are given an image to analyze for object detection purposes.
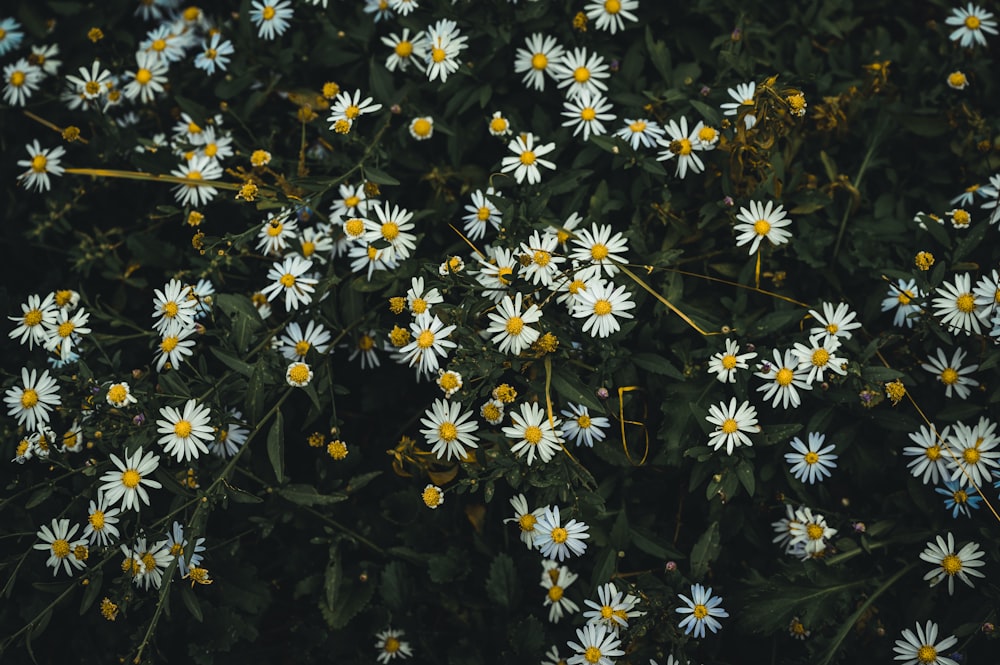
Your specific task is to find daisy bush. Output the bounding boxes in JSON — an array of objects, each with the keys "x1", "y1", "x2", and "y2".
[{"x1": 3, "y1": 1, "x2": 1000, "y2": 664}]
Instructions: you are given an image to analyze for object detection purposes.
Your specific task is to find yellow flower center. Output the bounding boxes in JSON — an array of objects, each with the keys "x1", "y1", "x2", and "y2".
[
  {"x1": 476, "y1": 206, "x2": 492, "y2": 221},
  {"x1": 205, "y1": 48, "x2": 217, "y2": 60},
  {"x1": 57, "y1": 320, "x2": 75, "y2": 338},
  {"x1": 506, "y1": 316, "x2": 525, "y2": 335},
  {"x1": 776, "y1": 367, "x2": 794, "y2": 386},
  {"x1": 568, "y1": 279, "x2": 586, "y2": 294},
  {"x1": 518, "y1": 513, "x2": 537, "y2": 531},
  {"x1": 629, "y1": 120, "x2": 647, "y2": 133},
  {"x1": 941, "y1": 553, "x2": 962, "y2": 575},
  {"x1": 520, "y1": 150, "x2": 537, "y2": 165},
  {"x1": 721, "y1": 418, "x2": 738, "y2": 434},
  {"x1": 698, "y1": 126, "x2": 717, "y2": 142},
  {"x1": 344, "y1": 104, "x2": 361, "y2": 119},
  {"x1": 826, "y1": 323, "x2": 839, "y2": 334},
  {"x1": 294, "y1": 340, "x2": 311, "y2": 357},
  {"x1": 84, "y1": 80, "x2": 101, "y2": 96},
  {"x1": 20, "y1": 389, "x2": 39, "y2": 409},
  {"x1": 482, "y1": 402, "x2": 501, "y2": 421},
  {"x1": 811, "y1": 349, "x2": 830, "y2": 366},
  {"x1": 10, "y1": 70, "x2": 25, "y2": 86},
  {"x1": 89, "y1": 510, "x2": 106, "y2": 530},
  {"x1": 344, "y1": 195, "x2": 361, "y2": 209},
  {"x1": 498, "y1": 267, "x2": 514, "y2": 285},
  {"x1": 940, "y1": 368, "x2": 959, "y2": 385},
  {"x1": 533, "y1": 249, "x2": 550, "y2": 266},
  {"x1": 381, "y1": 221, "x2": 400, "y2": 240},
  {"x1": 301, "y1": 240, "x2": 315, "y2": 256},
  {"x1": 160, "y1": 336, "x2": 179, "y2": 352},
  {"x1": 55, "y1": 290, "x2": 73, "y2": 306},
  {"x1": 576, "y1": 107, "x2": 596, "y2": 122},
  {"x1": 417, "y1": 330, "x2": 435, "y2": 349},
  {"x1": 573, "y1": 66, "x2": 591, "y2": 83},
  {"x1": 142, "y1": 551, "x2": 157, "y2": 572},
  {"x1": 136, "y1": 68, "x2": 153, "y2": 85},
  {"x1": 925, "y1": 445, "x2": 941, "y2": 460},
  {"x1": 439, "y1": 422, "x2": 458, "y2": 442},
  {"x1": 384, "y1": 637, "x2": 401, "y2": 654},
  {"x1": 547, "y1": 585, "x2": 564, "y2": 602},
  {"x1": 163, "y1": 301, "x2": 180, "y2": 318},
  {"x1": 804, "y1": 451, "x2": 820, "y2": 465},
  {"x1": 31, "y1": 154, "x2": 47, "y2": 172},
  {"x1": 593, "y1": 299, "x2": 613, "y2": 316},
  {"x1": 604, "y1": 0, "x2": 621, "y2": 13},
  {"x1": 965, "y1": 15, "x2": 981, "y2": 29},
  {"x1": 524, "y1": 425, "x2": 543, "y2": 444},
  {"x1": 577, "y1": 414, "x2": 591, "y2": 428},
  {"x1": 590, "y1": 243, "x2": 609, "y2": 260},
  {"x1": 345, "y1": 218, "x2": 365, "y2": 237},
  {"x1": 431, "y1": 47, "x2": 446, "y2": 63},
  {"x1": 531, "y1": 53, "x2": 548, "y2": 70},
  {"x1": 916, "y1": 645, "x2": 937, "y2": 664},
  {"x1": 108, "y1": 385, "x2": 128, "y2": 404},
  {"x1": 956, "y1": 293, "x2": 976, "y2": 313},
  {"x1": 122, "y1": 469, "x2": 141, "y2": 489},
  {"x1": 174, "y1": 420, "x2": 193, "y2": 438},
  {"x1": 490, "y1": 117, "x2": 508, "y2": 132},
  {"x1": 898, "y1": 290, "x2": 913, "y2": 305},
  {"x1": 439, "y1": 373, "x2": 460, "y2": 391},
  {"x1": 721, "y1": 354, "x2": 738, "y2": 369},
  {"x1": 262, "y1": 6, "x2": 276, "y2": 20},
  {"x1": 170, "y1": 542, "x2": 183, "y2": 557},
  {"x1": 395, "y1": 40, "x2": 413, "y2": 57},
  {"x1": 52, "y1": 539, "x2": 71, "y2": 559},
  {"x1": 754, "y1": 219, "x2": 771, "y2": 236},
  {"x1": 280, "y1": 273, "x2": 296, "y2": 287},
  {"x1": 670, "y1": 138, "x2": 692, "y2": 155},
  {"x1": 551, "y1": 526, "x2": 569, "y2": 543},
  {"x1": 692, "y1": 604, "x2": 708, "y2": 619},
  {"x1": 288, "y1": 364, "x2": 311, "y2": 384},
  {"x1": 151, "y1": 38, "x2": 167, "y2": 52},
  {"x1": 954, "y1": 490, "x2": 968, "y2": 504},
  {"x1": 963, "y1": 447, "x2": 981, "y2": 464},
  {"x1": 412, "y1": 118, "x2": 432, "y2": 137},
  {"x1": 584, "y1": 646, "x2": 602, "y2": 664},
  {"x1": 806, "y1": 523, "x2": 825, "y2": 540}
]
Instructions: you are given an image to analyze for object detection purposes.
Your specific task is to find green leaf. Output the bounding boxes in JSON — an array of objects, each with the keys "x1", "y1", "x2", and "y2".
[
  {"x1": 324, "y1": 548, "x2": 342, "y2": 610},
  {"x1": 210, "y1": 348, "x2": 254, "y2": 377},
  {"x1": 610, "y1": 509, "x2": 630, "y2": 550},
  {"x1": 748, "y1": 309, "x2": 804, "y2": 336},
  {"x1": 323, "y1": 577, "x2": 375, "y2": 629},
  {"x1": 245, "y1": 361, "x2": 266, "y2": 424},
  {"x1": 632, "y1": 352, "x2": 685, "y2": 379},
  {"x1": 763, "y1": 423, "x2": 803, "y2": 446},
  {"x1": 78, "y1": 571, "x2": 102, "y2": 615},
  {"x1": 363, "y1": 167, "x2": 400, "y2": 186},
  {"x1": 158, "y1": 370, "x2": 191, "y2": 398},
  {"x1": 508, "y1": 616, "x2": 545, "y2": 657},
  {"x1": 279, "y1": 484, "x2": 348, "y2": 506},
  {"x1": 345, "y1": 471, "x2": 382, "y2": 493},
  {"x1": 952, "y1": 219, "x2": 989, "y2": 262},
  {"x1": 590, "y1": 547, "x2": 617, "y2": 586},
  {"x1": 735, "y1": 460, "x2": 756, "y2": 497},
  {"x1": 550, "y1": 366, "x2": 603, "y2": 412},
  {"x1": 688, "y1": 98, "x2": 721, "y2": 125},
  {"x1": 630, "y1": 527, "x2": 683, "y2": 560},
  {"x1": 380, "y1": 561, "x2": 410, "y2": 611},
  {"x1": 690, "y1": 521, "x2": 721, "y2": 579},
  {"x1": 267, "y1": 411, "x2": 285, "y2": 482},
  {"x1": 860, "y1": 366, "x2": 905, "y2": 383},
  {"x1": 225, "y1": 482, "x2": 263, "y2": 504},
  {"x1": 485, "y1": 553, "x2": 519, "y2": 609},
  {"x1": 180, "y1": 584, "x2": 204, "y2": 622},
  {"x1": 25, "y1": 486, "x2": 52, "y2": 509}
]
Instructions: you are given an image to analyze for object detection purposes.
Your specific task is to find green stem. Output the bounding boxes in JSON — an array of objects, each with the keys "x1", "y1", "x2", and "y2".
[{"x1": 832, "y1": 128, "x2": 880, "y2": 260}]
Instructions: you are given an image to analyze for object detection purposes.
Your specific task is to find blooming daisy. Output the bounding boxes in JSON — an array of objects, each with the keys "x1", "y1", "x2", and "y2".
[
  {"x1": 122, "y1": 51, "x2": 168, "y2": 103},
  {"x1": 66, "y1": 62, "x2": 111, "y2": 101},
  {"x1": 756, "y1": 348, "x2": 812, "y2": 408},
  {"x1": 0, "y1": 17, "x2": 25, "y2": 56},
  {"x1": 106, "y1": 381, "x2": 138, "y2": 409},
  {"x1": 882, "y1": 278, "x2": 925, "y2": 328},
  {"x1": 404, "y1": 277, "x2": 442, "y2": 318},
  {"x1": 892, "y1": 621, "x2": 958, "y2": 665},
  {"x1": 365, "y1": 202, "x2": 417, "y2": 262},
  {"x1": 83, "y1": 492, "x2": 122, "y2": 547},
  {"x1": 421, "y1": 483, "x2": 444, "y2": 509},
  {"x1": 920, "y1": 532, "x2": 986, "y2": 595},
  {"x1": 3, "y1": 58, "x2": 43, "y2": 107},
  {"x1": 720, "y1": 81, "x2": 757, "y2": 129},
  {"x1": 973, "y1": 269, "x2": 1000, "y2": 320},
  {"x1": 582, "y1": 581, "x2": 641, "y2": 631},
  {"x1": 501, "y1": 133, "x2": 557, "y2": 185},
  {"x1": 566, "y1": 624, "x2": 623, "y2": 665},
  {"x1": 553, "y1": 47, "x2": 610, "y2": 100},
  {"x1": 573, "y1": 280, "x2": 636, "y2": 338},
  {"x1": 99, "y1": 448, "x2": 162, "y2": 511},
  {"x1": 584, "y1": 0, "x2": 639, "y2": 34},
  {"x1": 561, "y1": 90, "x2": 615, "y2": 142},
  {"x1": 534, "y1": 505, "x2": 590, "y2": 561},
  {"x1": 946, "y1": 208, "x2": 972, "y2": 229},
  {"x1": 560, "y1": 403, "x2": 610, "y2": 448},
  {"x1": 487, "y1": 111, "x2": 512, "y2": 136},
  {"x1": 733, "y1": 200, "x2": 792, "y2": 254},
  {"x1": 656, "y1": 116, "x2": 705, "y2": 179},
  {"x1": 936, "y1": 479, "x2": 982, "y2": 518},
  {"x1": 364, "y1": 0, "x2": 394, "y2": 21},
  {"x1": 293, "y1": 226, "x2": 334, "y2": 262},
  {"x1": 946, "y1": 3, "x2": 997, "y2": 47},
  {"x1": 705, "y1": 397, "x2": 759, "y2": 454},
  {"x1": 408, "y1": 116, "x2": 434, "y2": 141},
  {"x1": 504, "y1": 493, "x2": 546, "y2": 549},
  {"x1": 330, "y1": 183, "x2": 377, "y2": 221},
  {"x1": 375, "y1": 628, "x2": 413, "y2": 663},
  {"x1": 5, "y1": 367, "x2": 61, "y2": 432},
  {"x1": 946, "y1": 417, "x2": 1000, "y2": 488},
  {"x1": 140, "y1": 24, "x2": 187, "y2": 64},
  {"x1": 42, "y1": 306, "x2": 90, "y2": 360},
  {"x1": 569, "y1": 223, "x2": 629, "y2": 280},
  {"x1": 487, "y1": 292, "x2": 543, "y2": 355},
  {"x1": 462, "y1": 187, "x2": 503, "y2": 241},
  {"x1": 514, "y1": 33, "x2": 565, "y2": 92},
  {"x1": 904, "y1": 424, "x2": 952, "y2": 485},
  {"x1": 17, "y1": 140, "x2": 67, "y2": 193},
  {"x1": 170, "y1": 155, "x2": 223, "y2": 207},
  {"x1": 792, "y1": 334, "x2": 848, "y2": 385},
  {"x1": 250, "y1": 0, "x2": 293, "y2": 40},
  {"x1": 676, "y1": 584, "x2": 728, "y2": 638},
  {"x1": 420, "y1": 398, "x2": 480, "y2": 461},
  {"x1": 787, "y1": 506, "x2": 837, "y2": 559},
  {"x1": 785, "y1": 432, "x2": 838, "y2": 484},
  {"x1": 693, "y1": 121, "x2": 721, "y2": 149},
  {"x1": 398, "y1": 312, "x2": 457, "y2": 378},
  {"x1": 349, "y1": 243, "x2": 397, "y2": 280},
  {"x1": 194, "y1": 33, "x2": 234, "y2": 74},
  {"x1": 8, "y1": 292, "x2": 56, "y2": 349},
  {"x1": 503, "y1": 401, "x2": 564, "y2": 465},
  {"x1": 931, "y1": 272, "x2": 982, "y2": 335},
  {"x1": 382, "y1": 29, "x2": 426, "y2": 72},
  {"x1": 435, "y1": 369, "x2": 462, "y2": 397},
  {"x1": 34, "y1": 518, "x2": 88, "y2": 577},
  {"x1": 388, "y1": 0, "x2": 418, "y2": 15},
  {"x1": 808, "y1": 301, "x2": 861, "y2": 343},
  {"x1": 327, "y1": 89, "x2": 383, "y2": 131},
  {"x1": 423, "y1": 18, "x2": 467, "y2": 83},
  {"x1": 165, "y1": 522, "x2": 206, "y2": 578},
  {"x1": 707, "y1": 338, "x2": 757, "y2": 383},
  {"x1": 261, "y1": 255, "x2": 319, "y2": 311},
  {"x1": 156, "y1": 399, "x2": 214, "y2": 462},
  {"x1": 921, "y1": 347, "x2": 978, "y2": 399},
  {"x1": 195, "y1": 127, "x2": 235, "y2": 163},
  {"x1": 212, "y1": 410, "x2": 249, "y2": 458},
  {"x1": 152, "y1": 278, "x2": 197, "y2": 337},
  {"x1": 278, "y1": 320, "x2": 331, "y2": 360},
  {"x1": 286, "y1": 361, "x2": 314, "y2": 387},
  {"x1": 519, "y1": 230, "x2": 566, "y2": 287},
  {"x1": 541, "y1": 562, "x2": 580, "y2": 623},
  {"x1": 123, "y1": 537, "x2": 172, "y2": 590},
  {"x1": 614, "y1": 118, "x2": 665, "y2": 150},
  {"x1": 475, "y1": 247, "x2": 520, "y2": 302},
  {"x1": 480, "y1": 398, "x2": 505, "y2": 425}
]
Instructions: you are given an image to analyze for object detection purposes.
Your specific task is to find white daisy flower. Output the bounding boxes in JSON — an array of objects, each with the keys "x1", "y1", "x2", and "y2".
[
  {"x1": 614, "y1": 118, "x2": 665, "y2": 150},
  {"x1": 553, "y1": 47, "x2": 610, "y2": 100},
  {"x1": 707, "y1": 338, "x2": 757, "y2": 383},
  {"x1": 903, "y1": 424, "x2": 952, "y2": 485},
  {"x1": 503, "y1": 401, "x2": 564, "y2": 465},
  {"x1": 560, "y1": 403, "x2": 610, "y2": 448},
  {"x1": 33, "y1": 518, "x2": 88, "y2": 577},
  {"x1": 3, "y1": 58, "x2": 43, "y2": 106},
  {"x1": 771, "y1": 504, "x2": 801, "y2": 555},
  {"x1": 4, "y1": 367, "x2": 61, "y2": 432},
  {"x1": 349, "y1": 243, "x2": 397, "y2": 280},
  {"x1": 787, "y1": 506, "x2": 836, "y2": 559},
  {"x1": 349, "y1": 331, "x2": 381, "y2": 369},
  {"x1": 122, "y1": 51, "x2": 168, "y2": 103},
  {"x1": 808, "y1": 301, "x2": 861, "y2": 342},
  {"x1": 931, "y1": 272, "x2": 982, "y2": 335},
  {"x1": 435, "y1": 369, "x2": 462, "y2": 397},
  {"x1": 374, "y1": 628, "x2": 413, "y2": 664},
  {"x1": 278, "y1": 320, "x2": 332, "y2": 360},
  {"x1": 487, "y1": 111, "x2": 512, "y2": 137},
  {"x1": 946, "y1": 417, "x2": 1000, "y2": 488},
  {"x1": 83, "y1": 492, "x2": 122, "y2": 547},
  {"x1": 475, "y1": 247, "x2": 520, "y2": 303},
  {"x1": 293, "y1": 226, "x2": 334, "y2": 262},
  {"x1": 541, "y1": 562, "x2": 580, "y2": 623},
  {"x1": 920, "y1": 532, "x2": 986, "y2": 595},
  {"x1": 327, "y1": 89, "x2": 383, "y2": 131},
  {"x1": 533, "y1": 505, "x2": 590, "y2": 561},
  {"x1": 421, "y1": 483, "x2": 444, "y2": 509},
  {"x1": 462, "y1": 187, "x2": 503, "y2": 241},
  {"x1": 399, "y1": 312, "x2": 457, "y2": 378},
  {"x1": 330, "y1": 183, "x2": 377, "y2": 222},
  {"x1": 423, "y1": 18, "x2": 467, "y2": 83},
  {"x1": 792, "y1": 334, "x2": 848, "y2": 385},
  {"x1": 261, "y1": 255, "x2": 319, "y2": 311},
  {"x1": 42, "y1": 306, "x2": 91, "y2": 360},
  {"x1": 364, "y1": 0, "x2": 394, "y2": 21},
  {"x1": 785, "y1": 432, "x2": 838, "y2": 484},
  {"x1": 973, "y1": 269, "x2": 1000, "y2": 321},
  {"x1": 194, "y1": 33, "x2": 235, "y2": 75},
  {"x1": 733, "y1": 200, "x2": 793, "y2": 254},
  {"x1": 419, "y1": 398, "x2": 480, "y2": 462},
  {"x1": 501, "y1": 133, "x2": 557, "y2": 185},
  {"x1": 519, "y1": 230, "x2": 565, "y2": 287},
  {"x1": 675, "y1": 584, "x2": 728, "y2": 638},
  {"x1": 165, "y1": 521, "x2": 206, "y2": 578},
  {"x1": 582, "y1": 581, "x2": 642, "y2": 631},
  {"x1": 212, "y1": 410, "x2": 249, "y2": 458},
  {"x1": 285, "y1": 361, "x2": 314, "y2": 387},
  {"x1": 920, "y1": 347, "x2": 978, "y2": 399},
  {"x1": 561, "y1": 90, "x2": 615, "y2": 142},
  {"x1": 480, "y1": 398, "x2": 505, "y2": 426},
  {"x1": 106, "y1": 381, "x2": 138, "y2": 408},
  {"x1": 99, "y1": 448, "x2": 163, "y2": 512},
  {"x1": 155, "y1": 325, "x2": 197, "y2": 372},
  {"x1": 408, "y1": 116, "x2": 434, "y2": 141},
  {"x1": 656, "y1": 116, "x2": 705, "y2": 179},
  {"x1": 566, "y1": 624, "x2": 623, "y2": 665},
  {"x1": 504, "y1": 493, "x2": 546, "y2": 549},
  {"x1": 140, "y1": 24, "x2": 187, "y2": 65},
  {"x1": 382, "y1": 29, "x2": 426, "y2": 72},
  {"x1": 123, "y1": 536, "x2": 172, "y2": 590},
  {"x1": 946, "y1": 3, "x2": 998, "y2": 47},
  {"x1": 705, "y1": 397, "x2": 759, "y2": 454},
  {"x1": 152, "y1": 278, "x2": 197, "y2": 337},
  {"x1": 65, "y1": 60, "x2": 111, "y2": 100},
  {"x1": 16, "y1": 140, "x2": 66, "y2": 193},
  {"x1": 756, "y1": 348, "x2": 812, "y2": 408},
  {"x1": 8, "y1": 292, "x2": 57, "y2": 349},
  {"x1": 487, "y1": 292, "x2": 543, "y2": 355},
  {"x1": 514, "y1": 33, "x2": 566, "y2": 92},
  {"x1": 569, "y1": 223, "x2": 629, "y2": 280},
  {"x1": 572, "y1": 280, "x2": 636, "y2": 338},
  {"x1": 170, "y1": 155, "x2": 222, "y2": 207},
  {"x1": 720, "y1": 80, "x2": 757, "y2": 129},
  {"x1": 692, "y1": 121, "x2": 721, "y2": 149},
  {"x1": 365, "y1": 202, "x2": 417, "y2": 262},
  {"x1": 584, "y1": 0, "x2": 639, "y2": 34},
  {"x1": 156, "y1": 399, "x2": 214, "y2": 462},
  {"x1": 405, "y1": 276, "x2": 443, "y2": 317},
  {"x1": 881, "y1": 278, "x2": 925, "y2": 328},
  {"x1": 250, "y1": 0, "x2": 294, "y2": 40},
  {"x1": 892, "y1": 621, "x2": 958, "y2": 665},
  {"x1": 388, "y1": 0, "x2": 418, "y2": 16}
]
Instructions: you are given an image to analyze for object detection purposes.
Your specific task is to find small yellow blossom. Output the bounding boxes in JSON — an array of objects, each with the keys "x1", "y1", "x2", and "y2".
[
  {"x1": 308, "y1": 432, "x2": 326, "y2": 448},
  {"x1": 187, "y1": 211, "x2": 204, "y2": 227},
  {"x1": 885, "y1": 379, "x2": 906, "y2": 406},
  {"x1": 327, "y1": 440, "x2": 349, "y2": 460},
  {"x1": 572, "y1": 11, "x2": 588, "y2": 31},
  {"x1": 236, "y1": 182, "x2": 259, "y2": 202},
  {"x1": 493, "y1": 383, "x2": 517, "y2": 404},
  {"x1": 322, "y1": 81, "x2": 341, "y2": 99},
  {"x1": 100, "y1": 598, "x2": 119, "y2": 621},
  {"x1": 422, "y1": 484, "x2": 444, "y2": 509},
  {"x1": 914, "y1": 251, "x2": 934, "y2": 271},
  {"x1": 389, "y1": 297, "x2": 407, "y2": 314},
  {"x1": 62, "y1": 126, "x2": 82, "y2": 142},
  {"x1": 88, "y1": 27, "x2": 104, "y2": 42},
  {"x1": 532, "y1": 332, "x2": 559, "y2": 354},
  {"x1": 388, "y1": 325, "x2": 411, "y2": 347},
  {"x1": 250, "y1": 150, "x2": 272, "y2": 167}
]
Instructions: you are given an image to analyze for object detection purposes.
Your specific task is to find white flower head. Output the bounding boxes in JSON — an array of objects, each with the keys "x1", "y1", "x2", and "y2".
[{"x1": 534, "y1": 505, "x2": 590, "y2": 561}]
